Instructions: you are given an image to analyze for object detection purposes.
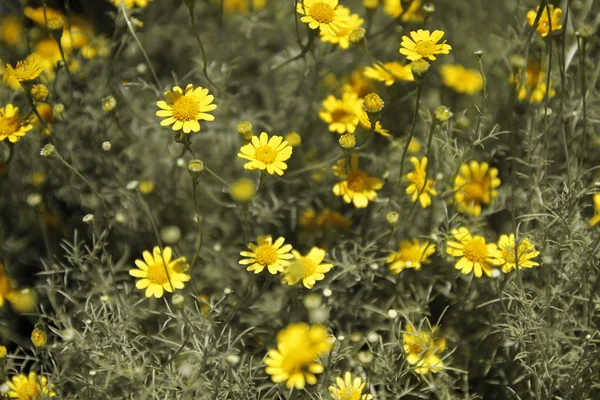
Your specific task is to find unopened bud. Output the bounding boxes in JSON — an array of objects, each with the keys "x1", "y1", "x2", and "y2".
[
  {"x1": 339, "y1": 133, "x2": 356, "y2": 149},
  {"x1": 188, "y1": 159, "x2": 205, "y2": 178},
  {"x1": 237, "y1": 121, "x2": 253, "y2": 140}
]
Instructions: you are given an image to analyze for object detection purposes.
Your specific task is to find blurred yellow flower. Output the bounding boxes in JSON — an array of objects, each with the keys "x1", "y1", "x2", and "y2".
[
  {"x1": 358, "y1": 111, "x2": 390, "y2": 137},
  {"x1": 0, "y1": 264, "x2": 14, "y2": 307},
  {"x1": 526, "y1": 5, "x2": 562, "y2": 37},
  {"x1": 112, "y1": 0, "x2": 153, "y2": 8},
  {"x1": 387, "y1": 239, "x2": 435, "y2": 274},
  {"x1": 446, "y1": 227, "x2": 503, "y2": 277},
  {"x1": 440, "y1": 64, "x2": 483, "y2": 95},
  {"x1": 589, "y1": 194, "x2": 600, "y2": 227},
  {"x1": 222, "y1": 0, "x2": 266, "y2": 13},
  {"x1": 400, "y1": 29, "x2": 452, "y2": 61},
  {"x1": 333, "y1": 153, "x2": 383, "y2": 208},
  {"x1": 6, "y1": 54, "x2": 44, "y2": 82},
  {"x1": 31, "y1": 328, "x2": 47, "y2": 348},
  {"x1": 319, "y1": 92, "x2": 363, "y2": 134},
  {"x1": 24, "y1": 7, "x2": 64, "y2": 26},
  {"x1": 363, "y1": 61, "x2": 414, "y2": 86},
  {"x1": 497, "y1": 233, "x2": 540, "y2": 273},
  {"x1": 239, "y1": 235, "x2": 293, "y2": 274},
  {"x1": 0, "y1": 16, "x2": 22, "y2": 47},
  {"x1": 156, "y1": 84, "x2": 217, "y2": 134},
  {"x1": 265, "y1": 322, "x2": 332, "y2": 389},
  {"x1": 8, "y1": 372, "x2": 56, "y2": 399},
  {"x1": 285, "y1": 132, "x2": 302, "y2": 147},
  {"x1": 129, "y1": 246, "x2": 191, "y2": 298},
  {"x1": 281, "y1": 247, "x2": 333, "y2": 289},
  {"x1": 329, "y1": 371, "x2": 373, "y2": 400},
  {"x1": 230, "y1": 178, "x2": 256, "y2": 202},
  {"x1": 406, "y1": 156, "x2": 437, "y2": 208},
  {"x1": 342, "y1": 71, "x2": 376, "y2": 98},
  {"x1": 6, "y1": 288, "x2": 38, "y2": 314},
  {"x1": 237, "y1": 132, "x2": 293, "y2": 175},
  {"x1": 511, "y1": 65, "x2": 556, "y2": 103},
  {"x1": 400, "y1": 0, "x2": 425, "y2": 22},
  {"x1": 0, "y1": 104, "x2": 32, "y2": 143},
  {"x1": 403, "y1": 323, "x2": 446, "y2": 374},
  {"x1": 382, "y1": 0, "x2": 402, "y2": 17},
  {"x1": 139, "y1": 180, "x2": 155, "y2": 194},
  {"x1": 454, "y1": 160, "x2": 501, "y2": 217},
  {"x1": 297, "y1": 0, "x2": 349, "y2": 35},
  {"x1": 320, "y1": 6, "x2": 364, "y2": 49}
]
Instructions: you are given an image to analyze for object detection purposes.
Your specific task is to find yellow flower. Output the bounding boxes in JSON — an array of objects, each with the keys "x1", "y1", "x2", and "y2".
[
  {"x1": 222, "y1": 0, "x2": 267, "y2": 13},
  {"x1": 0, "y1": 104, "x2": 32, "y2": 143},
  {"x1": 61, "y1": 16, "x2": 94, "y2": 51},
  {"x1": 297, "y1": 0, "x2": 348, "y2": 35},
  {"x1": 342, "y1": 71, "x2": 376, "y2": 98},
  {"x1": 23, "y1": 7, "x2": 64, "y2": 26},
  {"x1": 406, "y1": 157, "x2": 437, "y2": 208},
  {"x1": 319, "y1": 6, "x2": 364, "y2": 50},
  {"x1": 239, "y1": 236, "x2": 293, "y2": 274},
  {"x1": 0, "y1": 264, "x2": 14, "y2": 307},
  {"x1": 129, "y1": 246, "x2": 191, "y2": 298},
  {"x1": 156, "y1": 84, "x2": 217, "y2": 134},
  {"x1": 6, "y1": 288, "x2": 38, "y2": 314},
  {"x1": 29, "y1": 102, "x2": 53, "y2": 136},
  {"x1": 5, "y1": 54, "x2": 44, "y2": 82},
  {"x1": 408, "y1": 137, "x2": 421, "y2": 154},
  {"x1": 446, "y1": 227, "x2": 503, "y2": 278},
  {"x1": 0, "y1": 16, "x2": 22, "y2": 47},
  {"x1": 319, "y1": 92, "x2": 363, "y2": 134},
  {"x1": 7, "y1": 371, "x2": 56, "y2": 399},
  {"x1": 454, "y1": 160, "x2": 501, "y2": 217},
  {"x1": 387, "y1": 239, "x2": 435, "y2": 274},
  {"x1": 112, "y1": 0, "x2": 153, "y2": 8},
  {"x1": 363, "y1": 62, "x2": 414, "y2": 86},
  {"x1": 281, "y1": 247, "x2": 333, "y2": 289},
  {"x1": 498, "y1": 234, "x2": 540, "y2": 273},
  {"x1": 399, "y1": 29, "x2": 452, "y2": 61},
  {"x1": 31, "y1": 328, "x2": 47, "y2": 348},
  {"x1": 230, "y1": 178, "x2": 256, "y2": 202},
  {"x1": 1, "y1": 62, "x2": 21, "y2": 90},
  {"x1": 589, "y1": 194, "x2": 600, "y2": 227},
  {"x1": 139, "y1": 180, "x2": 155, "y2": 194},
  {"x1": 31, "y1": 84, "x2": 49, "y2": 102},
  {"x1": 34, "y1": 39, "x2": 66, "y2": 79},
  {"x1": 265, "y1": 322, "x2": 332, "y2": 389},
  {"x1": 237, "y1": 132, "x2": 293, "y2": 175},
  {"x1": 400, "y1": 0, "x2": 424, "y2": 22},
  {"x1": 382, "y1": 0, "x2": 402, "y2": 17},
  {"x1": 403, "y1": 323, "x2": 446, "y2": 374},
  {"x1": 285, "y1": 132, "x2": 302, "y2": 148},
  {"x1": 526, "y1": 5, "x2": 562, "y2": 37},
  {"x1": 511, "y1": 65, "x2": 556, "y2": 104},
  {"x1": 440, "y1": 64, "x2": 483, "y2": 95},
  {"x1": 0, "y1": 345, "x2": 6, "y2": 358},
  {"x1": 329, "y1": 371, "x2": 373, "y2": 400},
  {"x1": 358, "y1": 111, "x2": 389, "y2": 137},
  {"x1": 333, "y1": 153, "x2": 383, "y2": 208}
]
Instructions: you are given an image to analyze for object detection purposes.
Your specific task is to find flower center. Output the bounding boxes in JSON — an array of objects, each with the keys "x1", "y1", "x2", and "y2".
[
  {"x1": 462, "y1": 181, "x2": 485, "y2": 203},
  {"x1": 0, "y1": 117, "x2": 18, "y2": 137},
  {"x1": 462, "y1": 236, "x2": 488, "y2": 264},
  {"x1": 287, "y1": 258, "x2": 317, "y2": 281},
  {"x1": 172, "y1": 96, "x2": 199, "y2": 121},
  {"x1": 347, "y1": 170, "x2": 369, "y2": 192},
  {"x1": 255, "y1": 145, "x2": 277, "y2": 164},
  {"x1": 309, "y1": 2, "x2": 335, "y2": 24},
  {"x1": 337, "y1": 387, "x2": 361, "y2": 400},
  {"x1": 254, "y1": 244, "x2": 279, "y2": 266},
  {"x1": 331, "y1": 108, "x2": 356, "y2": 124},
  {"x1": 146, "y1": 262, "x2": 170, "y2": 285},
  {"x1": 414, "y1": 40, "x2": 436, "y2": 57}
]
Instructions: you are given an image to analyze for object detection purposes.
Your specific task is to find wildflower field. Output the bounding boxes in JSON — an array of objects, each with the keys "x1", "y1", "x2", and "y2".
[{"x1": 0, "y1": 0, "x2": 599, "y2": 398}]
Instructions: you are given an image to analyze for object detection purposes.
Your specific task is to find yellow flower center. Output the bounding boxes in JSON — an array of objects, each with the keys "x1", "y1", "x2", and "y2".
[
  {"x1": 0, "y1": 117, "x2": 18, "y2": 137},
  {"x1": 146, "y1": 262, "x2": 170, "y2": 285},
  {"x1": 309, "y1": 2, "x2": 336, "y2": 24},
  {"x1": 347, "y1": 170, "x2": 370, "y2": 192},
  {"x1": 336, "y1": 387, "x2": 361, "y2": 400},
  {"x1": 331, "y1": 108, "x2": 356, "y2": 124},
  {"x1": 254, "y1": 243, "x2": 279, "y2": 266},
  {"x1": 462, "y1": 236, "x2": 488, "y2": 264},
  {"x1": 400, "y1": 246, "x2": 423, "y2": 267},
  {"x1": 255, "y1": 145, "x2": 277, "y2": 164},
  {"x1": 172, "y1": 96, "x2": 199, "y2": 121},
  {"x1": 287, "y1": 258, "x2": 317, "y2": 281},
  {"x1": 414, "y1": 40, "x2": 436, "y2": 57},
  {"x1": 462, "y1": 181, "x2": 485, "y2": 203}
]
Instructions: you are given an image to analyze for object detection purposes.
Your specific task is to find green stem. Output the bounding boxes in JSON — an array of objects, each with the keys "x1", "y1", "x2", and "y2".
[
  {"x1": 397, "y1": 84, "x2": 422, "y2": 186},
  {"x1": 190, "y1": 179, "x2": 203, "y2": 269},
  {"x1": 186, "y1": 4, "x2": 219, "y2": 92},
  {"x1": 92, "y1": 225, "x2": 126, "y2": 308},
  {"x1": 271, "y1": 30, "x2": 316, "y2": 72}
]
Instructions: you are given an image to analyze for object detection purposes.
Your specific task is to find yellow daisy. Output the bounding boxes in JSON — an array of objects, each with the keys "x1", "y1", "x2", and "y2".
[
  {"x1": 497, "y1": 234, "x2": 540, "y2": 273},
  {"x1": 23, "y1": 7, "x2": 64, "y2": 26},
  {"x1": 526, "y1": 5, "x2": 562, "y2": 37},
  {"x1": 156, "y1": 84, "x2": 217, "y2": 134},
  {"x1": 5, "y1": 53, "x2": 44, "y2": 82},
  {"x1": 265, "y1": 322, "x2": 332, "y2": 389},
  {"x1": 400, "y1": 0, "x2": 425, "y2": 22},
  {"x1": 112, "y1": 0, "x2": 153, "y2": 8},
  {"x1": 399, "y1": 29, "x2": 452, "y2": 61},
  {"x1": 0, "y1": 16, "x2": 22, "y2": 47},
  {"x1": 511, "y1": 65, "x2": 556, "y2": 104},
  {"x1": 333, "y1": 153, "x2": 383, "y2": 208},
  {"x1": 7, "y1": 371, "x2": 56, "y2": 399},
  {"x1": 406, "y1": 156, "x2": 437, "y2": 208},
  {"x1": 387, "y1": 239, "x2": 435, "y2": 274},
  {"x1": 0, "y1": 264, "x2": 14, "y2": 307},
  {"x1": 237, "y1": 131, "x2": 293, "y2": 176},
  {"x1": 403, "y1": 323, "x2": 446, "y2": 374},
  {"x1": 440, "y1": 64, "x2": 483, "y2": 95},
  {"x1": 589, "y1": 194, "x2": 600, "y2": 227},
  {"x1": 319, "y1": 92, "x2": 363, "y2": 134},
  {"x1": 363, "y1": 61, "x2": 414, "y2": 86},
  {"x1": 297, "y1": 0, "x2": 348, "y2": 36},
  {"x1": 0, "y1": 104, "x2": 32, "y2": 143},
  {"x1": 382, "y1": 0, "x2": 402, "y2": 17},
  {"x1": 342, "y1": 71, "x2": 376, "y2": 99},
  {"x1": 319, "y1": 6, "x2": 364, "y2": 50},
  {"x1": 221, "y1": 0, "x2": 267, "y2": 14},
  {"x1": 358, "y1": 111, "x2": 390, "y2": 137},
  {"x1": 1, "y1": 62, "x2": 21, "y2": 90},
  {"x1": 329, "y1": 371, "x2": 373, "y2": 400},
  {"x1": 446, "y1": 227, "x2": 503, "y2": 278},
  {"x1": 281, "y1": 247, "x2": 333, "y2": 289},
  {"x1": 454, "y1": 160, "x2": 501, "y2": 217},
  {"x1": 129, "y1": 246, "x2": 191, "y2": 298},
  {"x1": 239, "y1": 235, "x2": 293, "y2": 274}
]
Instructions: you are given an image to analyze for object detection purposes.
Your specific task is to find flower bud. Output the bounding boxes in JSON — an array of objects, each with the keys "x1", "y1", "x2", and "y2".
[
  {"x1": 188, "y1": 159, "x2": 205, "y2": 178},
  {"x1": 349, "y1": 28, "x2": 366, "y2": 46},
  {"x1": 339, "y1": 133, "x2": 356, "y2": 149},
  {"x1": 386, "y1": 211, "x2": 399, "y2": 226},
  {"x1": 237, "y1": 121, "x2": 253, "y2": 140},
  {"x1": 82, "y1": 214, "x2": 94, "y2": 224},
  {"x1": 31, "y1": 328, "x2": 47, "y2": 348},
  {"x1": 410, "y1": 59, "x2": 430, "y2": 81},
  {"x1": 31, "y1": 84, "x2": 48, "y2": 102},
  {"x1": 285, "y1": 132, "x2": 302, "y2": 148},
  {"x1": 40, "y1": 144, "x2": 56, "y2": 157},
  {"x1": 434, "y1": 106, "x2": 453, "y2": 122},
  {"x1": 102, "y1": 141, "x2": 112, "y2": 152},
  {"x1": 102, "y1": 96, "x2": 117, "y2": 113},
  {"x1": 363, "y1": 93, "x2": 384, "y2": 113}
]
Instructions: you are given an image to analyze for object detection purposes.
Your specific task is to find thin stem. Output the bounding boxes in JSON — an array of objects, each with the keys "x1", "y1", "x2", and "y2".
[
  {"x1": 397, "y1": 84, "x2": 422, "y2": 186},
  {"x1": 271, "y1": 30, "x2": 316, "y2": 72},
  {"x1": 186, "y1": 4, "x2": 219, "y2": 92},
  {"x1": 92, "y1": 225, "x2": 126, "y2": 309},
  {"x1": 136, "y1": 192, "x2": 163, "y2": 249},
  {"x1": 190, "y1": 179, "x2": 203, "y2": 269}
]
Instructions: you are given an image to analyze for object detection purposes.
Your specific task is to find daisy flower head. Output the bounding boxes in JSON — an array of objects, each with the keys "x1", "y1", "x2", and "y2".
[
  {"x1": 387, "y1": 239, "x2": 435, "y2": 274},
  {"x1": 0, "y1": 16, "x2": 23, "y2": 47},
  {"x1": 329, "y1": 371, "x2": 373, "y2": 400},
  {"x1": 281, "y1": 247, "x2": 333, "y2": 289},
  {"x1": 23, "y1": 7, "x2": 64, "y2": 26},
  {"x1": 342, "y1": 71, "x2": 376, "y2": 98},
  {"x1": 526, "y1": 5, "x2": 562, "y2": 37},
  {"x1": 239, "y1": 235, "x2": 293, "y2": 274},
  {"x1": 406, "y1": 156, "x2": 437, "y2": 208},
  {"x1": 319, "y1": 6, "x2": 364, "y2": 49},
  {"x1": 297, "y1": 0, "x2": 348, "y2": 36},
  {"x1": 382, "y1": 0, "x2": 403, "y2": 17},
  {"x1": 440, "y1": 64, "x2": 483, "y2": 95},
  {"x1": 6, "y1": 53, "x2": 44, "y2": 82},
  {"x1": 363, "y1": 61, "x2": 414, "y2": 86},
  {"x1": 0, "y1": 104, "x2": 32, "y2": 143},
  {"x1": 319, "y1": 92, "x2": 363, "y2": 134},
  {"x1": 589, "y1": 194, "x2": 600, "y2": 227},
  {"x1": 332, "y1": 153, "x2": 383, "y2": 208},
  {"x1": 265, "y1": 322, "x2": 332, "y2": 389},
  {"x1": 156, "y1": 84, "x2": 217, "y2": 134},
  {"x1": 511, "y1": 65, "x2": 556, "y2": 104},
  {"x1": 0, "y1": 263, "x2": 14, "y2": 307},
  {"x1": 454, "y1": 160, "x2": 501, "y2": 217},
  {"x1": 129, "y1": 246, "x2": 191, "y2": 298},
  {"x1": 237, "y1": 132, "x2": 293, "y2": 175},
  {"x1": 400, "y1": 29, "x2": 452, "y2": 61},
  {"x1": 403, "y1": 323, "x2": 446, "y2": 374},
  {"x1": 8, "y1": 371, "x2": 57, "y2": 399},
  {"x1": 497, "y1": 234, "x2": 540, "y2": 273},
  {"x1": 446, "y1": 227, "x2": 503, "y2": 278}
]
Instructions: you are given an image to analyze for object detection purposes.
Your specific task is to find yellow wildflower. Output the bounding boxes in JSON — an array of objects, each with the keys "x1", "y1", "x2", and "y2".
[
  {"x1": 333, "y1": 153, "x2": 383, "y2": 208},
  {"x1": 239, "y1": 236, "x2": 293, "y2": 274},
  {"x1": 497, "y1": 234, "x2": 540, "y2": 273},
  {"x1": 589, "y1": 194, "x2": 600, "y2": 227},
  {"x1": 342, "y1": 71, "x2": 376, "y2": 98},
  {"x1": 23, "y1": 7, "x2": 64, "y2": 26},
  {"x1": 0, "y1": 264, "x2": 14, "y2": 307},
  {"x1": 129, "y1": 247, "x2": 191, "y2": 298},
  {"x1": 400, "y1": 29, "x2": 452, "y2": 61},
  {"x1": 31, "y1": 328, "x2": 47, "y2": 348},
  {"x1": 406, "y1": 157, "x2": 437, "y2": 208},
  {"x1": 440, "y1": 64, "x2": 483, "y2": 95},
  {"x1": 454, "y1": 160, "x2": 501, "y2": 217},
  {"x1": 329, "y1": 371, "x2": 373, "y2": 400},
  {"x1": 319, "y1": 92, "x2": 363, "y2": 134},
  {"x1": 0, "y1": 16, "x2": 22, "y2": 47},
  {"x1": 403, "y1": 323, "x2": 446, "y2": 374},
  {"x1": 0, "y1": 104, "x2": 32, "y2": 143},
  {"x1": 526, "y1": 5, "x2": 562, "y2": 37},
  {"x1": 281, "y1": 247, "x2": 333, "y2": 289},
  {"x1": 157, "y1": 84, "x2": 217, "y2": 134},
  {"x1": 297, "y1": 0, "x2": 349, "y2": 35},
  {"x1": 446, "y1": 227, "x2": 503, "y2": 277},
  {"x1": 5, "y1": 54, "x2": 44, "y2": 82},
  {"x1": 230, "y1": 178, "x2": 256, "y2": 202},
  {"x1": 7, "y1": 372, "x2": 57, "y2": 399},
  {"x1": 237, "y1": 132, "x2": 293, "y2": 175},
  {"x1": 222, "y1": 0, "x2": 267, "y2": 13},
  {"x1": 363, "y1": 62, "x2": 414, "y2": 86},
  {"x1": 387, "y1": 239, "x2": 435, "y2": 274},
  {"x1": 319, "y1": 6, "x2": 364, "y2": 50},
  {"x1": 112, "y1": 0, "x2": 153, "y2": 8}
]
